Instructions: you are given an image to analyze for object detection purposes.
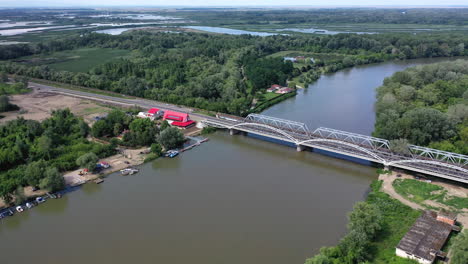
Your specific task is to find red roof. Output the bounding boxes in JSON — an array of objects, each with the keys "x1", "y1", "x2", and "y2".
[
  {"x1": 148, "y1": 108, "x2": 159, "y2": 114},
  {"x1": 163, "y1": 110, "x2": 189, "y2": 122},
  {"x1": 271, "y1": 84, "x2": 281, "y2": 88},
  {"x1": 171, "y1": 120, "x2": 195, "y2": 127}
]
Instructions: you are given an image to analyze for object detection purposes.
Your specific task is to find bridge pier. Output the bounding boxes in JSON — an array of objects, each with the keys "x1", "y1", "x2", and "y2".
[
  {"x1": 296, "y1": 144, "x2": 306, "y2": 152},
  {"x1": 229, "y1": 128, "x2": 240, "y2": 135}
]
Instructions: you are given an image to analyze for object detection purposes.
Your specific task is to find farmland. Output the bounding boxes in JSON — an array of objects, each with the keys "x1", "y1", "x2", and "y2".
[{"x1": 13, "y1": 48, "x2": 131, "y2": 72}]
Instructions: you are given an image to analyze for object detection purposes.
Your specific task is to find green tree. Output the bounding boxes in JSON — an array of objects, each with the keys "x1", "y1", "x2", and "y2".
[
  {"x1": 288, "y1": 81, "x2": 297, "y2": 88},
  {"x1": 158, "y1": 127, "x2": 185, "y2": 150},
  {"x1": 14, "y1": 186, "x2": 26, "y2": 206},
  {"x1": 399, "y1": 108, "x2": 455, "y2": 145},
  {"x1": 451, "y1": 229, "x2": 468, "y2": 264},
  {"x1": 0, "y1": 72, "x2": 8, "y2": 83},
  {"x1": 347, "y1": 202, "x2": 382, "y2": 238},
  {"x1": 389, "y1": 138, "x2": 411, "y2": 155},
  {"x1": 113, "y1": 123, "x2": 123, "y2": 136},
  {"x1": 0, "y1": 95, "x2": 10, "y2": 112},
  {"x1": 160, "y1": 120, "x2": 170, "y2": 131},
  {"x1": 24, "y1": 160, "x2": 47, "y2": 186},
  {"x1": 150, "y1": 143, "x2": 163, "y2": 157},
  {"x1": 36, "y1": 135, "x2": 53, "y2": 160},
  {"x1": 91, "y1": 119, "x2": 111, "y2": 138},
  {"x1": 76, "y1": 152, "x2": 99, "y2": 171},
  {"x1": 39, "y1": 167, "x2": 65, "y2": 192}
]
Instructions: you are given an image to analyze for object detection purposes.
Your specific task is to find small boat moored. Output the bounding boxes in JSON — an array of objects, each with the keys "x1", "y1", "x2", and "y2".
[
  {"x1": 16, "y1": 206, "x2": 24, "y2": 213},
  {"x1": 36, "y1": 197, "x2": 45, "y2": 203},
  {"x1": 26, "y1": 202, "x2": 34, "y2": 209},
  {"x1": 120, "y1": 167, "x2": 139, "y2": 175},
  {"x1": 165, "y1": 150, "x2": 179, "y2": 158}
]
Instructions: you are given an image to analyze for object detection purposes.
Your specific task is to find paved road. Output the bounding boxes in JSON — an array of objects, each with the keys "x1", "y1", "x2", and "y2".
[{"x1": 29, "y1": 82, "x2": 214, "y2": 122}]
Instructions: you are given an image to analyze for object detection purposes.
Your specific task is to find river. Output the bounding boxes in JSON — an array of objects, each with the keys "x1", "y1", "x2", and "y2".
[{"x1": 0, "y1": 58, "x2": 453, "y2": 264}]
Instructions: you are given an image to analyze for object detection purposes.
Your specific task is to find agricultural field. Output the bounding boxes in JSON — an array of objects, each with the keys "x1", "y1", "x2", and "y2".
[{"x1": 13, "y1": 48, "x2": 132, "y2": 72}]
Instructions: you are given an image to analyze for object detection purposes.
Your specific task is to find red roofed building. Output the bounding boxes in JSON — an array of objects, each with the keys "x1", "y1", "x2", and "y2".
[
  {"x1": 171, "y1": 120, "x2": 196, "y2": 128},
  {"x1": 267, "y1": 84, "x2": 282, "y2": 93},
  {"x1": 163, "y1": 110, "x2": 189, "y2": 122},
  {"x1": 148, "y1": 108, "x2": 159, "y2": 114}
]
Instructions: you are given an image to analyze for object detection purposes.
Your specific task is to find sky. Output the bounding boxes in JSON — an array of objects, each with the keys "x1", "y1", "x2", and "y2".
[{"x1": 0, "y1": 0, "x2": 467, "y2": 7}]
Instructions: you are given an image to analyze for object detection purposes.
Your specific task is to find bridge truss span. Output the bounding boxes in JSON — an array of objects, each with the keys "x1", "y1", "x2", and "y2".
[
  {"x1": 244, "y1": 114, "x2": 310, "y2": 136},
  {"x1": 201, "y1": 115, "x2": 468, "y2": 183},
  {"x1": 298, "y1": 138, "x2": 387, "y2": 163},
  {"x1": 312, "y1": 127, "x2": 390, "y2": 150},
  {"x1": 409, "y1": 145, "x2": 468, "y2": 166}
]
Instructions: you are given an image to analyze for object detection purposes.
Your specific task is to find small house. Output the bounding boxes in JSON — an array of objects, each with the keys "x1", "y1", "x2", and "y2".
[
  {"x1": 267, "y1": 84, "x2": 282, "y2": 93},
  {"x1": 283, "y1": 57, "x2": 297, "y2": 63},
  {"x1": 295, "y1": 56, "x2": 305, "y2": 61}
]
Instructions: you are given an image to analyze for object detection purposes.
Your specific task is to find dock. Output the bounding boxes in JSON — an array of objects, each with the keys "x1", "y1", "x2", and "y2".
[{"x1": 94, "y1": 178, "x2": 104, "y2": 184}]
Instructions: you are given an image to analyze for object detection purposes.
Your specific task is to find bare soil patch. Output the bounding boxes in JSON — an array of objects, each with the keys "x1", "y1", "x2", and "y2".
[{"x1": 0, "y1": 88, "x2": 111, "y2": 124}]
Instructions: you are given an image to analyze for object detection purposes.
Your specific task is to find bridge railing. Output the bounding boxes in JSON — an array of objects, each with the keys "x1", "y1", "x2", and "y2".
[{"x1": 203, "y1": 114, "x2": 468, "y2": 171}]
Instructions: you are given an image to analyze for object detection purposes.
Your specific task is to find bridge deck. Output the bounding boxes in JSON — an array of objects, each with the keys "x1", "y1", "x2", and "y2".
[{"x1": 203, "y1": 117, "x2": 468, "y2": 184}]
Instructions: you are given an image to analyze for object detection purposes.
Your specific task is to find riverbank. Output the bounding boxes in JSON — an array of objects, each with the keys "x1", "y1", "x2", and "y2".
[
  {"x1": 379, "y1": 171, "x2": 468, "y2": 227},
  {"x1": 305, "y1": 179, "x2": 422, "y2": 263}
]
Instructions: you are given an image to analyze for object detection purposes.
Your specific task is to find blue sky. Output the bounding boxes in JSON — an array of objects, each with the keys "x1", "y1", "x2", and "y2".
[{"x1": 0, "y1": 0, "x2": 467, "y2": 7}]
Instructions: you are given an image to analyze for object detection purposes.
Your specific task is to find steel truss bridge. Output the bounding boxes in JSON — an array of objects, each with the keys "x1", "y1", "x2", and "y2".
[{"x1": 203, "y1": 114, "x2": 468, "y2": 184}]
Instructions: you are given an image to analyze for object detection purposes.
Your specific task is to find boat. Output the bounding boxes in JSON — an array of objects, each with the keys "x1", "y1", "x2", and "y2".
[
  {"x1": 120, "y1": 168, "x2": 139, "y2": 175},
  {"x1": 165, "y1": 150, "x2": 179, "y2": 158},
  {"x1": 16, "y1": 206, "x2": 24, "y2": 213},
  {"x1": 0, "y1": 210, "x2": 13, "y2": 219},
  {"x1": 26, "y1": 202, "x2": 34, "y2": 209},
  {"x1": 36, "y1": 197, "x2": 45, "y2": 203}
]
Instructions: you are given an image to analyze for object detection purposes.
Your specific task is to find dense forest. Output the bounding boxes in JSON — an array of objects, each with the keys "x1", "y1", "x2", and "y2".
[
  {"x1": 0, "y1": 109, "x2": 115, "y2": 203},
  {"x1": 177, "y1": 8, "x2": 468, "y2": 26},
  {"x1": 1, "y1": 30, "x2": 467, "y2": 115},
  {"x1": 374, "y1": 60, "x2": 468, "y2": 154}
]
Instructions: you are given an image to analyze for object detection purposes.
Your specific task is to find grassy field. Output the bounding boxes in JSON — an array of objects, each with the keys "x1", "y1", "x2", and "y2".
[
  {"x1": 14, "y1": 48, "x2": 131, "y2": 72},
  {"x1": 29, "y1": 78, "x2": 128, "y2": 98},
  {"x1": 393, "y1": 179, "x2": 468, "y2": 211},
  {"x1": 263, "y1": 92, "x2": 283, "y2": 100}
]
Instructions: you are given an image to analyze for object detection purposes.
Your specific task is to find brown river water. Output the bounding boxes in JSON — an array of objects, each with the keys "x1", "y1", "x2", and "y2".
[{"x1": 0, "y1": 58, "x2": 455, "y2": 264}]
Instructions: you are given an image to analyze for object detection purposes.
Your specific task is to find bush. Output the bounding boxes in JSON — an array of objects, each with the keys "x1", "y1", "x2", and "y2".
[
  {"x1": 158, "y1": 127, "x2": 185, "y2": 150},
  {"x1": 76, "y1": 152, "x2": 99, "y2": 171}
]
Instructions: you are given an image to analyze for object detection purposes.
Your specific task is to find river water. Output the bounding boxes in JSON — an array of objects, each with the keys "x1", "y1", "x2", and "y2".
[{"x1": 0, "y1": 58, "x2": 453, "y2": 264}]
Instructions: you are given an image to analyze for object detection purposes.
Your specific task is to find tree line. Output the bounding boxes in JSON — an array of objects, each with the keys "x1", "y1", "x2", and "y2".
[
  {"x1": 180, "y1": 8, "x2": 468, "y2": 26},
  {"x1": 374, "y1": 60, "x2": 468, "y2": 154},
  {"x1": 0, "y1": 31, "x2": 467, "y2": 115}
]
